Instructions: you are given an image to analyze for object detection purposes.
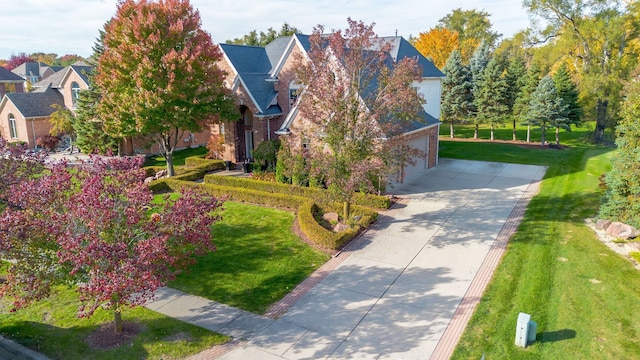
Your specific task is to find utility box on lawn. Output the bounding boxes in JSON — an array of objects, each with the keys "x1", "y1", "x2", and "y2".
[{"x1": 515, "y1": 312, "x2": 537, "y2": 348}]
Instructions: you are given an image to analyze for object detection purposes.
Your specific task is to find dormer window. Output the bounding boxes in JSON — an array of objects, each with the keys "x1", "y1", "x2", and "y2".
[{"x1": 71, "y1": 82, "x2": 80, "y2": 106}]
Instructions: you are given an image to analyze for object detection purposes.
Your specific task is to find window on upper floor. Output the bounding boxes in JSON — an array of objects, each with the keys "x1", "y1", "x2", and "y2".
[
  {"x1": 289, "y1": 81, "x2": 302, "y2": 109},
  {"x1": 29, "y1": 75, "x2": 39, "y2": 83},
  {"x1": 71, "y1": 82, "x2": 80, "y2": 106},
  {"x1": 4, "y1": 83, "x2": 16, "y2": 93},
  {"x1": 8, "y1": 113, "x2": 17, "y2": 139}
]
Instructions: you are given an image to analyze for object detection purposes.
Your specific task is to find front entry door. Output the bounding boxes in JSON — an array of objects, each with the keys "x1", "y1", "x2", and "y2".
[{"x1": 245, "y1": 130, "x2": 254, "y2": 159}]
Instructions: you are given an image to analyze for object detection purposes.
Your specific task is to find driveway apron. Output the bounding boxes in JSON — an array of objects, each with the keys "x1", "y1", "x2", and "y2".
[{"x1": 188, "y1": 158, "x2": 546, "y2": 360}]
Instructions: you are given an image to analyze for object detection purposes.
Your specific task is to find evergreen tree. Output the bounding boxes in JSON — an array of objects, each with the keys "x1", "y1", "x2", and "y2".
[
  {"x1": 469, "y1": 40, "x2": 492, "y2": 138},
  {"x1": 553, "y1": 64, "x2": 582, "y2": 127},
  {"x1": 505, "y1": 56, "x2": 527, "y2": 140},
  {"x1": 72, "y1": 30, "x2": 119, "y2": 154},
  {"x1": 475, "y1": 56, "x2": 509, "y2": 140},
  {"x1": 600, "y1": 66, "x2": 640, "y2": 227},
  {"x1": 514, "y1": 63, "x2": 541, "y2": 142},
  {"x1": 527, "y1": 76, "x2": 569, "y2": 145},
  {"x1": 440, "y1": 50, "x2": 473, "y2": 138}
]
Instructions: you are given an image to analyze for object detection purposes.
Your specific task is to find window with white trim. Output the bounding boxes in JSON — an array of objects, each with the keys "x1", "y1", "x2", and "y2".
[
  {"x1": 8, "y1": 113, "x2": 17, "y2": 139},
  {"x1": 71, "y1": 81, "x2": 80, "y2": 106}
]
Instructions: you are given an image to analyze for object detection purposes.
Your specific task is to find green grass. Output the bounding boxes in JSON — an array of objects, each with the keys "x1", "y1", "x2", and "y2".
[
  {"x1": 170, "y1": 201, "x2": 331, "y2": 314},
  {"x1": 440, "y1": 121, "x2": 613, "y2": 146},
  {"x1": 445, "y1": 134, "x2": 640, "y2": 358},
  {"x1": 0, "y1": 282, "x2": 228, "y2": 360},
  {"x1": 143, "y1": 146, "x2": 208, "y2": 167}
]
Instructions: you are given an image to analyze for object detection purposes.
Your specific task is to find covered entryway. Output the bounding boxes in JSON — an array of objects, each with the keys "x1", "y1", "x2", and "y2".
[{"x1": 237, "y1": 106, "x2": 255, "y2": 161}]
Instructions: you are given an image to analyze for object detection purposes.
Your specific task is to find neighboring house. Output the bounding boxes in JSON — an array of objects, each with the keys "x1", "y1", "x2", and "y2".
[
  {"x1": 0, "y1": 65, "x2": 89, "y2": 148},
  {"x1": 1, "y1": 61, "x2": 211, "y2": 153},
  {"x1": 11, "y1": 61, "x2": 64, "y2": 85},
  {"x1": 0, "y1": 66, "x2": 25, "y2": 99},
  {"x1": 0, "y1": 87, "x2": 64, "y2": 147},
  {"x1": 217, "y1": 34, "x2": 444, "y2": 183}
]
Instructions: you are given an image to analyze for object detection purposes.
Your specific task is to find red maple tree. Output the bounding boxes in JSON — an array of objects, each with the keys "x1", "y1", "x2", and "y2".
[{"x1": 0, "y1": 142, "x2": 223, "y2": 332}]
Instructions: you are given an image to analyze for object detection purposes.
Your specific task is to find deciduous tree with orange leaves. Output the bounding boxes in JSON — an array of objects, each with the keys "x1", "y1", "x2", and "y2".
[{"x1": 413, "y1": 27, "x2": 459, "y2": 69}]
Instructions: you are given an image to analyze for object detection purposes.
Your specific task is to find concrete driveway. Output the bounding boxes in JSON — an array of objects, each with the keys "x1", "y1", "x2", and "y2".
[{"x1": 172, "y1": 158, "x2": 546, "y2": 360}]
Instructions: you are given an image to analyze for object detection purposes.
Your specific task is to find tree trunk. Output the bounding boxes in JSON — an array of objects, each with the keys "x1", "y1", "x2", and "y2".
[
  {"x1": 117, "y1": 138, "x2": 124, "y2": 157},
  {"x1": 556, "y1": 127, "x2": 560, "y2": 145},
  {"x1": 166, "y1": 151, "x2": 175, "y2": 177},
  {"x1": 474, "y1": 124, "x2": 479, "y2": 139},
  {"x1": 114, "y1": 309, "x2": 123, "y2": 333},
  {"x1": 541, "y1": 125, "x2": 546, "y2": 146},
  {"x1": 490, "y1": 124, "x2": 495, "y2": 141},
  {"x1": 450, "y1": 120, "x2": 454, "y2": 138},
  {"x1": 526, "y1": 125, "x2": 531, "y2": 143},
  {"x1": 512, "y1": 118, "x2": 517, "y2": 141},
  {"x1": 343, "y1": 201, "x2": 351, "y2": 222},
  {"x1": 593, "y1": 99, "x2": 608, "y2": 142}
]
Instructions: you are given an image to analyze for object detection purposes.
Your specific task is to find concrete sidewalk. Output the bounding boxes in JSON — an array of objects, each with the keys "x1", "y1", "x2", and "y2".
[{"x1": 147, "y1": 158, "x2": 546, "y2": 360}]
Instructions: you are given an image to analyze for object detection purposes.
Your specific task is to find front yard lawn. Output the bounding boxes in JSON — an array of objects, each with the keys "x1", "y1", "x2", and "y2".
[
  {"x1": 143, "y1": 146, "x2": 208, "y2": 167},
  {"x1": 0, "y1": 275, "x2": 229, "y2": 360},
  {"x1": 170, "y1": 201, "x2": 331, "y2": 314}
]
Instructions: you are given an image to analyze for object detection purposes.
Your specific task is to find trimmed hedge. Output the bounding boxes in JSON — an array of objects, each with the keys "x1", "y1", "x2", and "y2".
[
  {"x1": 204, "y1": 174, "x2": 390, "y2": 210},
  {"x1": 146, "y1": 156, "x2": 225, "y2": 184},
  {"x1": 151, "y1": 179, "x2": 377, "y2": 250},
  {"x1": 184, "y1": 157, "x2": 226, "y2": 172}
]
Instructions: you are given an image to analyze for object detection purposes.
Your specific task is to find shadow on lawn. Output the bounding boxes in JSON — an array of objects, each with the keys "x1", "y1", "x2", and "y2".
[{"x1": 538, "y1": 328, "x2": 577, "y2": 343}]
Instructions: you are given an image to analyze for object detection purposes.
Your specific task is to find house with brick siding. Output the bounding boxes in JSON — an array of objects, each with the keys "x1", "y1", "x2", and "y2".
[
  {"x1": 216, "y1": 34, "x2": 443, "y2": 183},
  {"x1": 0, "y1": 65, "x2": 89, "y2": 148}
]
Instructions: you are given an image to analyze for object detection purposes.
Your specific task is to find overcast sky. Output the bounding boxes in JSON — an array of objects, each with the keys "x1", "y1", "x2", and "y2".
[{"x1": 0, "y1": 0, "x2": 533, "y2": 60}]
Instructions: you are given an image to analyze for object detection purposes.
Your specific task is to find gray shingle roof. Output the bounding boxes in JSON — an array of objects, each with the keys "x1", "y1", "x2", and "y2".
[
  {"x1": 69, "y1": 65, "x2": 92, "y2": 86},
  {"x1": 221, "y1": 43, "x2": 272, "y2": 74},
  {"x1": 264, "y1": 36, "x2": 292, "y2": 67},
  {"x1": 5, "y1": 87, "x2": 64, "y2": 118},
  {"x1": 220, "y1": 43, "x2": 281, "y2": 116},
  {"x1": 32, "y1": 65, "x2": 92, "y2": 90},
  {"x1": 220, "y1": 34, "x2": 440, "y2": 122},
  {"x1": 32, "y1": 69, "x2": 66, "y2": 90},
  {"x1": 11, "y1": 62, "x2": 40, "y2": 79},
  {"x1": 0, "y1": 66, "x2": 24, "y2": 82},
  {"x1": 380, "y1": 36, "x2": 444, "y2": 77}
]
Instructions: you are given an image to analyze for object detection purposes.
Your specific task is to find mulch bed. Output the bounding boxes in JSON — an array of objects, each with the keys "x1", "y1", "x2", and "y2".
[{"x1": 85, "y1": 321, "x2": 145, "y2": 350}]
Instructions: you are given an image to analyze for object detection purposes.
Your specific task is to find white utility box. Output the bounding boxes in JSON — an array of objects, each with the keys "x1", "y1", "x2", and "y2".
[{"x1": 515, "y1": 312, "x2": 531, "y2": 348}]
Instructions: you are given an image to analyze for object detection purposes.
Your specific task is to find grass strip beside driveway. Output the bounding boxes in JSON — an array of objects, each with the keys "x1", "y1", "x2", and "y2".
[{"x1": 445, "y1": 140, "x2": 640, "y2": 359}]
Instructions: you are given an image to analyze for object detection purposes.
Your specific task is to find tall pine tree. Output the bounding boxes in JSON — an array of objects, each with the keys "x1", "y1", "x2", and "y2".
[
  {"x1": 553, "y1": 64, "x2": 582, "y2": 128},
  {"x1": 469, "y1": 40, "x2": 492, "y2": 138},
  {"x1": 475, "y1": 56, "x2": 509, "y2": 140},
  {"x1": 505, "y1": 56, "x2": 527, "y2": 140},
  {"x1": 514, "y1": 63, "x2": 541, "y2": 142},
  {"x1": 73, "y1": 30, "x2": 120, "y2": 154},
  {"x1": 527, "y1": 76, "x2": 568, "y2": 145},
  {"x1": 440, "y1": 50, "x2": 473, "y2": 138}
]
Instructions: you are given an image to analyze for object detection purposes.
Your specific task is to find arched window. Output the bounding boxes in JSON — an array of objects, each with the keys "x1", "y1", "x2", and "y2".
[
  {"x1": 71, "y1": 81, "x2": 80, "y2": 106},
  {"x1": 8, "y1": 113, "x2": 17, "y2": 139},
  {"x1": 242, "y1": 107, "x2": 253, "y2": 126}
]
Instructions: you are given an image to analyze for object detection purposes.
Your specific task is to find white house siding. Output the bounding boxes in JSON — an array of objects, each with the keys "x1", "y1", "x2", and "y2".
[{"x1": 414, "y1": 78, "x2": 441, "y2": 120}]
